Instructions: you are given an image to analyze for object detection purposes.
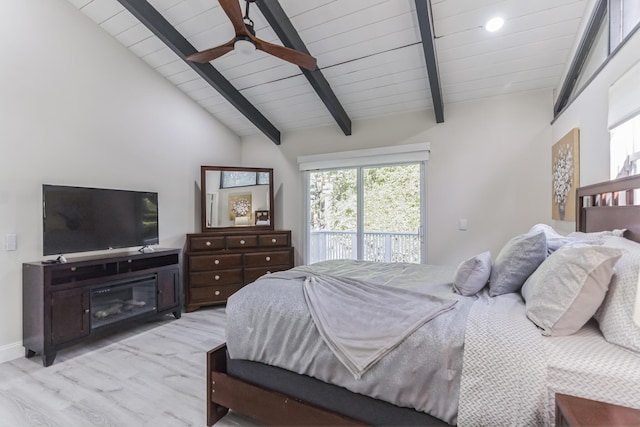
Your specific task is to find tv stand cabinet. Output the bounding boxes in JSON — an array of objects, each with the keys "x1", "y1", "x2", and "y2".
[{"x1": 23, "y1": 248, "x2": 182, "y2": 367}]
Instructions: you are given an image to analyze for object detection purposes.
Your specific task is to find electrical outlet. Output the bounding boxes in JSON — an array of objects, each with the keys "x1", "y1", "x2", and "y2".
[
  {"x1": 6, "y1": 234, "x2": 16, "y2": 251},
  {"x1": 458, "y1": 219, "x2": 468, "y2": 231}
]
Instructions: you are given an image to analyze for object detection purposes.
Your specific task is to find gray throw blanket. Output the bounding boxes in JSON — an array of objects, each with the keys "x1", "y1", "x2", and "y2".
[{"x1": 301, "y1": 272, "x2": 457, "y2": 379}]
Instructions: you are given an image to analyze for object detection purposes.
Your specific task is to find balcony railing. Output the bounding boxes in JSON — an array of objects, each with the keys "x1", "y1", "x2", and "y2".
[{"x1": 309, "y1": 231, "x2": 421, "y2": 264}]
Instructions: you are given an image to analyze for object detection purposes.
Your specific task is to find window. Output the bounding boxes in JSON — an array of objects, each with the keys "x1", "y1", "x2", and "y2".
[
  {"x1": 307, "y1": 164, "x2": 422, "y2": 263},
  {"x1": 609, "y1": 59, "x2": 640, "y2": 178},
  {"x1": 220, "y1": 171, "x2": 269, "y2": 188},
  {"x1": 610, "y1": 114, "x2": 640, "y2": 178},
  {"x1": 299, "y1": 144, "x2": 429, "y2": 264},
  {"x1": 610, "y1": 0, "x2": 640, "y2": 53}
]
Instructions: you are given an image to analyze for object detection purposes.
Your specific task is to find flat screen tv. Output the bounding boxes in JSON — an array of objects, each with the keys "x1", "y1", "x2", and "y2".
[{"x1": 42, "y1": 185, "x2": 159, "y2": 256}]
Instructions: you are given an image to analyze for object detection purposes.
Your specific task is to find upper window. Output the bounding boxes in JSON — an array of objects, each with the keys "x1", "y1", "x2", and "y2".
[
  {"x1": 610, "y1": 0, "x2": 640, "y2": 52},
  {"x1": 220, "y1": 171, "x2": 269, "y2": 188}
]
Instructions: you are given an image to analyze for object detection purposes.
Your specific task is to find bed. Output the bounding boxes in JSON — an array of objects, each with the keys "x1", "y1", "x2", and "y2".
[{"x1": 205, "y1": 175, "x2": 640, "y2": 426}]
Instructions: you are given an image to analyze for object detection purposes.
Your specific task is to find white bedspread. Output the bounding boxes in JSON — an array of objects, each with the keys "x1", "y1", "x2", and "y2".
[{"x1": 458, "y1": 290, "x2": 640, "y2": 426}]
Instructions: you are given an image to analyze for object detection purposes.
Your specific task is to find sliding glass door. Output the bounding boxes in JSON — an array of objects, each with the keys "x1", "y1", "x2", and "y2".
[{"x1": 306, "y1": 162, "x2": 424, "y2": 264}]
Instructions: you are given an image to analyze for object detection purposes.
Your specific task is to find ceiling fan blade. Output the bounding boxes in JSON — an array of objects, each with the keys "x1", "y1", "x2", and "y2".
[
  {"x1": 219, "y1": 0, "x2": 250, "y2": 37},
  {"x1": 186, "y1": 38, "x2": 235, "y2": 63},
  {"x1": 254, "y1": 38, "x2": 317, "y2": 71}
]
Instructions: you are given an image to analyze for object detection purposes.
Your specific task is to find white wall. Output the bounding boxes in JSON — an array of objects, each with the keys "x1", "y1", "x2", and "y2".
[
  {"x1": 241, "y1": 90, "x2": 553, "y2": 266},
  {"x1": 552, "y1": 29, "x2": 640, "y2": 190},
  {"x1": 0, "y1": 0, "x2": 241, "y2": 362}
]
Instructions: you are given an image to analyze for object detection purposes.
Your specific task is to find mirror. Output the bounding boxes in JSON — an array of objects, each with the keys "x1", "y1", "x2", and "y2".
[{"x1": 201, "y1": 166, "x2": 274, "y2": 231}]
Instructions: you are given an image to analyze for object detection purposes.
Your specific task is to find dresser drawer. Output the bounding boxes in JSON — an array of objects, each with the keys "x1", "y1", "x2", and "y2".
[
  {"x1": 190, "y1": 236, "x2": 225, "y2": 251},
  {"x1": 227, "y1": 235, "x2": 258, "y2": 249},
  {"x1": 189, "y1": 284, "x2": 243, "y2": 304},
  {"x1": 189, "y1": 254, "x2": 242, "y2": 272},
  {"x1": 190, "y1": 269, "x2": 243, "y2": 287},
  {"x1": 245, "y1": 250, "x2": 292, "y2": 267},
  {"x1": 258, "y1": 233, "x2": 290, "y2": 247},
  {"x1": 245, "y1": 266, "x2": 291, "y2": 284}
]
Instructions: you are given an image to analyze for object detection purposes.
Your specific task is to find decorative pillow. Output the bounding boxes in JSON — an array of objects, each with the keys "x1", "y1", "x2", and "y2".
[
  {"x1": 566, "y1": 229, "x2": 626, "y2": 244},
  {"x1": 453, "y1": 251, "x2": 491, "y2": 296},
  {"x1": 595, "y1": 236, "x2": 640, "y2": 352},
  {"x1": 489, "y1": 231, "x2": 547, "y2": 297},
  {"x1": 528, "y1": 223, "x2": 572, "y2": 254},
  {"x1": 521, "y1": 245, "x2": 622, "y2": 336}
]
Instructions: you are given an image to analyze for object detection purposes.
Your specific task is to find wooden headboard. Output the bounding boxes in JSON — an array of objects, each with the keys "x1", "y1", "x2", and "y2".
[{"x1": 576, "y1": 175, "x2": 640, "y2": 243}]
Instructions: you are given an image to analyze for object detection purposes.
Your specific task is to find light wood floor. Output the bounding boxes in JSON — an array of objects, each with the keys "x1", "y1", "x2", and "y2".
[{"x1": 0, "y1": 307, "x2": 258, "y2": 427}]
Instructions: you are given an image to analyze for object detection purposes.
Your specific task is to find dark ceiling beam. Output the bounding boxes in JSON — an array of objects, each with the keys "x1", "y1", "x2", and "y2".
[
  {"x1": 256, "y1": 0, "x2": 352, "y2": 136},
  {"x1": 414, "y1": 0, "x2": 444, "y2": 123},
  {"x1": 553, "y1": 0, "x2": 607, "y2": 117},
  {"x1": 116, "y1": 0, "x2": 281, "y2": 145}
]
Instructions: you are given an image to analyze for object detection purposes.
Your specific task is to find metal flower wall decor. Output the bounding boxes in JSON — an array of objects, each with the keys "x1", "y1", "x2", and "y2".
[
  {"x1": 228, "y1": 193, "x2": 252, "y2": 220},
  {"x1": 552, "y1": 128, "x2": 580, "y2": 221}
]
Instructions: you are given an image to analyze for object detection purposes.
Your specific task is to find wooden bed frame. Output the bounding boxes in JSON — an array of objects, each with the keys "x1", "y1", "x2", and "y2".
[
  {"x1": 206, "y1": 343, "x2": 365, "y2": 426},
  {"x1": 576, "y1": 174, "x2": 640, "y2": 242},
  {"x1": 206, "y1": 175, "x2": 640, "y2": 426}
]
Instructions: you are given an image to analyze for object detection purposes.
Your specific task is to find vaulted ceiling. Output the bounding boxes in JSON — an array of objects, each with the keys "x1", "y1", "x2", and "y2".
[{"x1": 67, "y1": 0, "x2": 590, "y2": 144}]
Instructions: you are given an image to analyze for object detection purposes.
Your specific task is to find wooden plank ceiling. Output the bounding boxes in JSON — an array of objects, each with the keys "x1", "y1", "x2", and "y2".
[{"x1": 67, "y1": 0, "x2": 589, "y2": 141}]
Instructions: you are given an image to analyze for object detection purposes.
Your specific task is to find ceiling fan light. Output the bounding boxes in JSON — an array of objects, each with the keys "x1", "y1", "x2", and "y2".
[
  {"x1": 235, "y1": 38, "x2": 256, "y2": 55},
  {"x1": 485, "y1": 16, "x2": 504, "y2": 32}
]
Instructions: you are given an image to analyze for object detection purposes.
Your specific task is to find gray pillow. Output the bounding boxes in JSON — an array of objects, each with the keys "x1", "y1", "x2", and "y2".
[
  {"x1": 595, "y1": 236, "x2": 640, "y2": 352},
  {"x1": 453, "y1": 251, "x2": 491, "y2": 296},
  {"x1": 489, "y1": 231, "x2": 547, "y2": 297},
  {"x1": 521, "y1": 245, "x2": 622, "y2": 336}
]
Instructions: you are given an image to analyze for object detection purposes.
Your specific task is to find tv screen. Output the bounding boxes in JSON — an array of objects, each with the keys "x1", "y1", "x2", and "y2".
[{"x1": 43, "y1": 185, "x2": 159, "y2": 256}]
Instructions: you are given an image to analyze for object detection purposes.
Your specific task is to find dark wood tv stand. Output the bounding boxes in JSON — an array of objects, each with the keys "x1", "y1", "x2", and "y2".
[{"x1": 23, "y1": 248, "x2": 182, "y2": 366}]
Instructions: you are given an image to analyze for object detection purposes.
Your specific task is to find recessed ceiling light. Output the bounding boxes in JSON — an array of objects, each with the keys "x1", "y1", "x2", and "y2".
[{"x1": 485, "y1": 16, "x2": 504, "y2": 32}]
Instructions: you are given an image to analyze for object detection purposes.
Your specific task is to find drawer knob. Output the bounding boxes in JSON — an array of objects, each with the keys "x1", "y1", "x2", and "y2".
[
  {"x1": 271, "y1": 238, "x2": 277, "y2": 243},
  {"x1": 214, "y1": 290, "x2": 221, "y2": 296},
  {"x1": 128, "y1": 259, "x2": 132, "y2": 263},
  {"x1": 240, "y1": 240, "x2": 245, "y2": 245},
  {"x1": 214, "y1": 275, "x2": 220, "y2": 280},
  {"x1": 265, "y1": 256, "x2": 271, "y2": 262},
  {"x1": 70, "y1": 267, "x2": 77, "y2": 272},
  {"x1": 84, "y1": 308, "x2": 90, "y2": 314},
  {"x1": 206, "y1": 241, "x2": 212, "y2": 246},
  {"x1": 214, "y1": 259, "x2": 220, "y2": 265}
]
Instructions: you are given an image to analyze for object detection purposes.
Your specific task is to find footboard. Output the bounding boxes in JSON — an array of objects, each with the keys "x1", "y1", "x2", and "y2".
[
  {"x1": 206, "y1": 343, "x2": 229, "y2": 425},
  {"x1": 206, "y1": 343, "x2": 365, "y2": 426}
]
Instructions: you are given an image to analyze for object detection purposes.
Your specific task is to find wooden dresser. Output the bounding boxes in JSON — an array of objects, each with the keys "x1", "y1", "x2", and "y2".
[{"x1": 184, "y1": 229, "x2": 293, "y2": 312}]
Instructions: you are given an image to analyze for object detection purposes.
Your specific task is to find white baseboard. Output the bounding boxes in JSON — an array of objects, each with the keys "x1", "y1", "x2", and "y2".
[{"x1": 0, "y1": 341, "x2": 23, "y2": 364}]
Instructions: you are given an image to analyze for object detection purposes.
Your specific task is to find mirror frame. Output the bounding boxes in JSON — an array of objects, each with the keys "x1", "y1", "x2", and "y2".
[{"x1": 200, "y1": 165, "x2": 274, "y2": 232}]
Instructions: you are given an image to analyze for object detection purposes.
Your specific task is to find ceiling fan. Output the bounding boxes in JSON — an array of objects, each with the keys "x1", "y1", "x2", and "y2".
[{"x1": 186, "y1": 0, "x2": 317, "y2": 71}]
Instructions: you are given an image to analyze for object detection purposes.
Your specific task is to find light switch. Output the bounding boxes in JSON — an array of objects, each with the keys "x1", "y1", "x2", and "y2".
[
  {"x1": 458, "y1": 219, "x2": 468, "y2": 231},
  {"x1": 6, "y1": 234, "x2": 17, "y2": 251}
]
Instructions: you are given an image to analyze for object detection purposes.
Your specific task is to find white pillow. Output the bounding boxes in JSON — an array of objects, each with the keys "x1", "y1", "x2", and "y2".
[
  {"x1": 521, "y1": 245, "x2": 622, "y2": 336},
  {"x1": 453, "y1": 252, "x2": 491, "y2": 296},
  {"x1": 528, "y1": 223, "x2": 572, "y2": 254},
  {"x1": 595, "y1": 236, "x2": 640, "y2": 352},
  {"x1": 489, "y1": 232, "x2": 547, "y2": 297},
  {"x1": 567, "y1": 229, "x2": 626, "y2": 244}
]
